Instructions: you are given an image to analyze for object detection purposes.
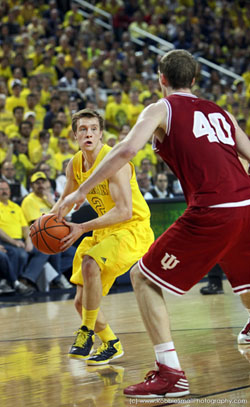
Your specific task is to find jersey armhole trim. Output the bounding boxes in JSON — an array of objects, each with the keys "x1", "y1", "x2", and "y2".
[{"x1": 162, "y1": 98, "x2": 172, "y2": 136}]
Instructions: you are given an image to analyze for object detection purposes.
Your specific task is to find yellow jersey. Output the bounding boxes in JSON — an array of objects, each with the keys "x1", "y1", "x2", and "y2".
[{"x1": 72, "y1": 144, "x2": 151, "y2": 226}]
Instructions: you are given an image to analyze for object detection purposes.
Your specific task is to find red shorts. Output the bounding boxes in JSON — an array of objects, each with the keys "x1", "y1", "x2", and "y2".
[{"x1": 139, "y1": 206, "x2": 250, "y2": 296}]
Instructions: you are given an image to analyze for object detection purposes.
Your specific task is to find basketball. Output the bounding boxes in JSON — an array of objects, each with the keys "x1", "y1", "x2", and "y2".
[{"x1": 30, "y1": 214, "x2": 70, "y2": 254}]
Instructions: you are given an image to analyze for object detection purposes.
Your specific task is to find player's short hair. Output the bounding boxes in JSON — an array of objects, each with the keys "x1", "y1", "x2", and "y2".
[
  {"x1": 159, "y1": 49, "x2": 197, "y2": 89},
  {"x1": 72, "y1": 109, "x2": 104, "y2": 133}
]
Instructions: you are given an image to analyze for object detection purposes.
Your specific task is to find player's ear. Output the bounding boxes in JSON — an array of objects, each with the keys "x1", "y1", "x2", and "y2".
[
  {"x1": 191, "y1": 77, "x2": 196, "y2": 87},
  {"x1": 160, "y1": 73, "x2": 168, "y2": 87}
]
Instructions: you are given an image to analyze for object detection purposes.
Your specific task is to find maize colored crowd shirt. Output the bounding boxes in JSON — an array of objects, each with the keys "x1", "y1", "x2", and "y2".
[
  {"x1": 21, "y1": 193, "x2": 52, "y2": 225},
  {"x1": 0, "y1": 200, "x2": 28, "y2": 239}
]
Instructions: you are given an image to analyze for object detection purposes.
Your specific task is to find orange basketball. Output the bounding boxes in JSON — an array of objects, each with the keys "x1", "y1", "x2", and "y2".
[{"x1": 30, "y1": 214, "x2": 70, "y2": 254}]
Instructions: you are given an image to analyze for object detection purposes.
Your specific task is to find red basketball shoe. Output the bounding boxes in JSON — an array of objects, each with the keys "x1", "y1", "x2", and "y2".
[
  {"x1": 238, "y1": 320, "x2": 250, "y2": 344},
  {"x1": 124, "y1": 362, "x2": 190, "y2": 398}
]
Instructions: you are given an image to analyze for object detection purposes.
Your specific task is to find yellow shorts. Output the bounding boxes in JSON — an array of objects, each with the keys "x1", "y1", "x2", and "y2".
[{"x1": 70, "y1": 221, "x2": 154, "y2": 296}]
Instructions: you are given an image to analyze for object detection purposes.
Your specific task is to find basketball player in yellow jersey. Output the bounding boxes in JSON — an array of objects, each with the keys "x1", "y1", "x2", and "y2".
[{"x1": 51, "y1": 108, "x2": 154, "y2": 365}]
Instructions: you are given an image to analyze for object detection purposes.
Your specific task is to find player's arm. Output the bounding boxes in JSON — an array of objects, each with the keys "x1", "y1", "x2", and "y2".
[
  {"x1": 50, "y1": 158, "x2": 79, "y2": 217},
  {"x1": 229, "y1": 112, "x2": 250, "y2": 162},
  {"x1": 78, "y1": 164, "x2": 132, "y2": 232},
  {"x1": 57, "y1": 101, "x2": 167, "y2": 219},
  {"x1": 60, "y1": 164, "x2": 133, "y2": 250}
]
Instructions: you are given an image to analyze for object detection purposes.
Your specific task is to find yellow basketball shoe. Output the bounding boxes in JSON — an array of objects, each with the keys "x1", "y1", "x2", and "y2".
[
  {"x1": 68, "y1": 325, "x2": 95, "y2": 359},
  {"x1": 86, "y1": 339, "x2": 124, "y2": 365}
]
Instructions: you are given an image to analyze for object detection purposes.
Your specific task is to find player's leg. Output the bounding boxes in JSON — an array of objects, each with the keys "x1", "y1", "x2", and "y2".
[
  {"x1": 86, "y1": 307, "x2": 124, "y2": 365},
  {"x1": 123, "y1": 263, "x2": 189, "y2": 398},
  {"x1": 68, "y1": 256, "x2": 102, "y2": 359},
  {"x1": 73, "y1": 283, "x2": 116, "y2": 333},
  {"x1": 238, "y1": 292, "x2": 250, "y2": 344},
  {"x1": 71, "y1": 282, "x2": 123, "y2": 363},
  {"x1": 131, "y1": 264, "x2": 173, "y2": 344},
  {"x1": 82, "y1": 257, "x2": 124, "y2": 365},
  {"x1": 218, "y1": 206, "x2": 250, "y2": 345}
]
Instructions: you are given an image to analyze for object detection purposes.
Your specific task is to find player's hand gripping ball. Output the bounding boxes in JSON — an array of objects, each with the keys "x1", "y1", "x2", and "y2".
[{"x1": 30, "y1": 214, "x2": 70, "y2": 254}]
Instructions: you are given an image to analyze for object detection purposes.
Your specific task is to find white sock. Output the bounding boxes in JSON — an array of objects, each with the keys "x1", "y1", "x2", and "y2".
[{"x1": 154, "y1": 341, "x2": 181, "y2": 371}]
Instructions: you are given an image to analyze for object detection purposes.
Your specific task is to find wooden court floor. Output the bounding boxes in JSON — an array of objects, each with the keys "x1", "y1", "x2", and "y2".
[{"x1": 0, "y1": 281, "x2": 249, "y2": 407}]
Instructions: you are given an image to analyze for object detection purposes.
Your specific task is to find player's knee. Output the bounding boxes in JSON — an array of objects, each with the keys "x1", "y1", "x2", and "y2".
[
  {"x1": 130, "y1": 265, "x2": 144, "y2": 290},
  {"x1": 82, "y1": 256, "x2": 99, "y2": 281}
]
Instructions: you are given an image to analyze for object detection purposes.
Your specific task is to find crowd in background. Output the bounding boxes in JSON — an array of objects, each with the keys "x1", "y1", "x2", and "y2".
[{"x1": 0, "y1": 0, "x2": 249, "y2": 294}]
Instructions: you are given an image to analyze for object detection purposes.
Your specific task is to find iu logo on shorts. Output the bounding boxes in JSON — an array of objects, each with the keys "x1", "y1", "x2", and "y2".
[{"x1": 161, "y1": 252, "x2": 180, "y2": 270}]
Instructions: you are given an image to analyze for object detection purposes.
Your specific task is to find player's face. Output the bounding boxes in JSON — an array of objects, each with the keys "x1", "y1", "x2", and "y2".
[{"x1": 75, "y1": 117, "x2": 102, "y2": 152}]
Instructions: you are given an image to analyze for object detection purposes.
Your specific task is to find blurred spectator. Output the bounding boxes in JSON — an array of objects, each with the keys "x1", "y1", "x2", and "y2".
[
  {"x1": 144, "y1": 172, "x2": 174, "y2": 199},
  {"x1": 55, "y1": 158, "x2": 71, "y2": 197},
  {"x1": 136, "y1": 171, "x2": 153, "y2": 196},
  {"x1": 132, "y1": 140, "x2": 158, "y2": 173},
  {"x1": 129, "y1": 10, "x2": 148, "y2": 40},
  {"x1": 59, "y1": 67, "x2": 77, "y2": 89},
  {"x1": 0, "y1": 131, "x2": 12, "y2": 164},
  {"x1": 0, "y1": 179, "x2": 34, "y2": 295},
  {"x1": 85, "y1": 70, "x2": 107, "y2": 106},
  {"x1": 105, "y1": 89, "x2": 131, "y2": 135},
  {"x1": 0, "y1": 244, "x2": 15, "y2": 295},
  {"x1": 63, "y1": 2, "x2": 84, "y2": 28},
  {"x1": 40, "y1": 75, "x2": 52, "y2": 108},
  {"x1": 5, "y1": 80, "x2": 26, "y2": 113},
  {"x1": 8, "y1": 67, "x2": 26, "y2": 92},
  {"x1": 0, "y1": 56, "x2": 12, "y2": 82},
  {"x1": 49, "y1": 119, "x2": 64, "y2": 153},
  {"x1": 34, "y1": 55, "x2": 57, "y2": 86},
  {"x1": 128, "y1": 88, "x2": 144, "y2": 127},
  {"x1": 43, "y1": 95, "x2": 62, "y2": 130},
  {"x1": 54, "y1": 137, "x2": 73, "y2": 174},
  {"x1": 37, "y1": 162, "x2": 57, "y2": 193},
  {"x1": 200, "y1": 264, "x2": 224, "y2": 295},
  {"x1": 24, "y1": 92, "x2": 46, "y2": 131},
  {"x1": 4, "y1": 105, "x2": 24, "y2": 138},
  {"x1": 12, "y1": 136, "x2": 35, "y2": 188},
  {"x1": 20, "y1": 75, "x2": 39, "y2": 99},
  {"x1": 54, "y1": 53, "x2": 66, "y2": 80},
  {"x1": 56, "y1": 111, "x2": 71, "y2": 136},
  {"x1": 67, "y1": 96, "x2": 79, "y2": 118},
  {"x1": 0, "y1": 93, "x2": 13, "y2": 131},
  {"x1": 21, "y1": 171, "x2": 72, "y2": 290},
  {"x1": 118, "y1": 123, "x2": 131, "y2": 142},
  {"x1": 19, "y1": 120, "x2": 38, "y2": 155},
  {"x1": 29, "y1": 129, "x2": 55, "y2": 174},
  {"x1": 0, "y1": 161, "x2": 28, "y2": 204},
  {"x1": 138, "y1": 157, "x2": 155, "y2": 182},
  {"x1": 172, "y1": 179, "x2": 184, "y2": 197},
  {"x1": 106, "y1": 133, "x2": 117, "y2": 147},
  {"x1": 66, "y1": 128, "x2": 79, "y2": 154}
]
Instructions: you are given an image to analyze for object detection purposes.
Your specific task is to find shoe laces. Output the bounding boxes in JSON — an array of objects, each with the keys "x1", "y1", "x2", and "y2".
[
  {"x1": 144, "y1": 369, "x2": 158, "y2": 382},
  {"x1": 73, "y1": 328, "x2": 89, "y2": 347},
  {"x1": 242, "y1": 322, "x2": 250, "y2": 335},
  {"x1": 93, "y1": 341, "x2": 109, "y2": 356}
]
